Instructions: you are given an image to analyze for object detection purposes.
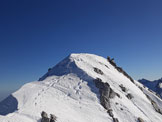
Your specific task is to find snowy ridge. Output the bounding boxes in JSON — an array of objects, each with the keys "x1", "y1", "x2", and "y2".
[
  {"x1": 0, "y1": 53, "x2": 162, "y2": 122},
  {"x1": 139, "y1": 78, "x2": 162, "y2": 98}
]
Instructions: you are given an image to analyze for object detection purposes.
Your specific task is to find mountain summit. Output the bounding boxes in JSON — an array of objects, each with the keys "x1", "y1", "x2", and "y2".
[{"x1": 0, "y1": 53, "x2": 162, "y2": 122}]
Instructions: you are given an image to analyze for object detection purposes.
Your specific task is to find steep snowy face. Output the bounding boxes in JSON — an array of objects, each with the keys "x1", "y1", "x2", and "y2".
[
  {"x1": 139, "y1": 78, "x2": 162, "y2": 98},
  {"x1": 0, "y1": 53, "x2": 162, "y2": 122}
]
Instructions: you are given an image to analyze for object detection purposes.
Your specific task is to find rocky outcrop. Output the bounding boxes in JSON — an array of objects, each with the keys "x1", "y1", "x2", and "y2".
[
  {"x1": 41, "y1": 112, "x2": 57, "y2": 122},
  {"x1": 137, "y1": 117, "x2": 144, "y2": 122},
  {"x1": 151, "y1": 101, "x2": 162, "y2": 114},
  {"x1": 94, "y1": 67, "x2": 104, "y2": 75},
  {"x1": 138, "y1": 86, "x2": 143, "y2": 91},
  {"x1": 107, "y1": 56, "x2": 134, "y2": 83},
  {"x1": 94, "y1": 78, "x2": 116, "y2": 109},
  {"x1": 41, "y1": 111, "x2": 50, "y2": 122},
  {"x1": 94, "y1": 78, "x2": 119, "y2": 121},
  {"x1": 119, "y1": 84, "x2": 134, "y2": 100},
  {"x1": 50, "y1": 114, "x2": 57, "y2": 122},
  {"x1": 145, "y1": 95, "x2": 162, "y2": 114},
  {"x1": 113, "y1": 117, "x2": 119, "y2": 122},
  {"x1": 107, "y1": 56, "x2": 116, "y2": 67},
  {"x1": 126, "y1": 93, "x2": 133, "y2": 100},
  {"x1": 107, "y1": 109, "x2": 114, "y2": 117},
  {"x1": 119, "y1": 84, "x2": 127, "y2": 92}
]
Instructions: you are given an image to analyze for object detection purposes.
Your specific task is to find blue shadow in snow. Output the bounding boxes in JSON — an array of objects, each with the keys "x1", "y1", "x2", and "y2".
[{"x1": 0, "y1": 95, "x2": 18, "y2": 115}]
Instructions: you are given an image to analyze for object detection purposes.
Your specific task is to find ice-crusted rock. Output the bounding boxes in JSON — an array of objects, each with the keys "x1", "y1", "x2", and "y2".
[{"x1": 94, "y1": 78, "x2": 116, "y2": 109}]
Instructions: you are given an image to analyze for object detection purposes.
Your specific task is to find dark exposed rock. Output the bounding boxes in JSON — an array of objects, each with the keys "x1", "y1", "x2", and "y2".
[
  {"x1": 129, "y1": 77, "x2": 135, "y2": 83},
  {"x1": 50, "y1": 114, "x2": 57, "y2": 122},
  {"x1": 94, "y1": 67, "x2": 104, "y2": 75},
  {"x1": 109, "y1": 88, "x2": 116, "y2": 98},
  {"x1": 41, "y1": 111, "x2": 50, "y2": 122},
  {"x1": 119, "y1": 84, "x2": 127, "y2": 92},
  {"x1": 116, "y1": 93, "x2": 121, "y2": 98},
  {"x1": 126, "y1": 93, "x2": 133, "y2": 100},
  {"x1": 120, "y1": 108, "x2": 123, "y2": 111},
  {"x1": 41, "y1": 111, "x2": 48, "y2": 118},
  {"x1": 93, "y1": 78, "x2": 119, "y2": 121},
  {"x1": 94, "y1": 78, "x2": 116, "y2": 110},
  {"x1": 148, "y1": 88, "x2": 154, "y2": 93},
  {"x1": 48, "y1": 68, "x2": 52, "y2": 72},
  {"x1": 94, "y1": 78, "x2": 104, "y2": 88},
  {"x1": 107, "y1": 56, "x2": 111, "y2": 62},
  {"x1": 115, "y1": 102, "x2": 119, "y2": 105},
  {"x1": 107, "y1": 56, "x2": 116, "y2": 67},
  {"x1": 145, "y1": 94, "x2": 151, "y2": 101},
  {"x1": 107, "y1": 109, "x2": 114, "y2": 117},
  {"x1": 138, "y1": 86, "x2": 143, "y2": 91},
  {"x1": 105, "y1": 65, "x2": 109, "y2": 69},
  {"x1": 41, "y1": 118, "x2": 50, "y2": 122},
  {"x1": 116, "y1": 66, "x2": 123, "y2": 73},
  {"x1": 145, "y1": 95, "x2": 162, "y2": 114},
  {"x1": 100, "y1": 96, "x2": 111, "y2": 109},
  {"x1": 156, "y1": 93, "x2": 161, "y2": 98},
  {"x1": 137, "y1": 117, "x2": 144, "y2": 122},
  {"x1": 151, "y1": 101, "x2": 162, "y2": 114},
  {"x1": 113, "y1": 117, "x2": 119, "y2": 122},
  {"x1": 110, "y1": 61, "x2": 117, "y2": 67},
  {"x1": 122, "y1": 70, "x2": 134, "y2": 83},
  {"x1": 107, "y1": 56, "x2": 134, "y2": 83}
]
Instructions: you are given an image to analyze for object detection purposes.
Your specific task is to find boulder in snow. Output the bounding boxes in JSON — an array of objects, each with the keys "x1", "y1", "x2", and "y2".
[{"x1": 94, "y1": 67, "x2": 104, "y2": 75}]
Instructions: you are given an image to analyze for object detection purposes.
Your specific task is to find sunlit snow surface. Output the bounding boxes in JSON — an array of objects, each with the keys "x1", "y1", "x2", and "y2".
[{"x1": 0, "y1": 53, "x2": 162, "y2": 122}]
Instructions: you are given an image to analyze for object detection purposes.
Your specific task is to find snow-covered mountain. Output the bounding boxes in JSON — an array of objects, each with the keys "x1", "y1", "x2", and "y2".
[
  {"x1": 139, "y1": 78, "x2": 162, "y2": 98},
  {"x1": 0, "y1": 53, "x2": 162, "y2": 122}
]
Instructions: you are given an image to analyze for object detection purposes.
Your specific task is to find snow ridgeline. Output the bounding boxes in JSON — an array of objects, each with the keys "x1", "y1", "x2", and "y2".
[
  {"x1": 0, "y1": 53, "x2": 162, "y2": 122},
  {"x1": 139, "y1": 78, "x2": 162, "y2": 99}
]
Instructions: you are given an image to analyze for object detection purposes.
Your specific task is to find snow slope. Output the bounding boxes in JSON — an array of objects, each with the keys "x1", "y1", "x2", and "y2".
[{"x1": 0, "y1": 53, "x2": 162, "y2": 122}]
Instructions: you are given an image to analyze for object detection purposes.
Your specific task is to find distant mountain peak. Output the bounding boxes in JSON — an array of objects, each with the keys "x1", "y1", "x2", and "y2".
[{"x1": 139, "y1": 78, "x2": 162, "y2": 98}]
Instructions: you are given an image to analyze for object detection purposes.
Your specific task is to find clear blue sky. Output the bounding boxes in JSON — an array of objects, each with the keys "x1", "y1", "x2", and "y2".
[{"x1": 0, "y1": 0, "x2": 162, "y2": 101}]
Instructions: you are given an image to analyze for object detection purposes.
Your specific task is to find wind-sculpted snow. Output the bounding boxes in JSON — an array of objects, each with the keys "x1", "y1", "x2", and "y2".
[
  {"x1": 0, "y1": 53, "x2": 162, "y2": 122},
  {"x1": 0, "y1": 95, "x2": 18, "y2": 115}
]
